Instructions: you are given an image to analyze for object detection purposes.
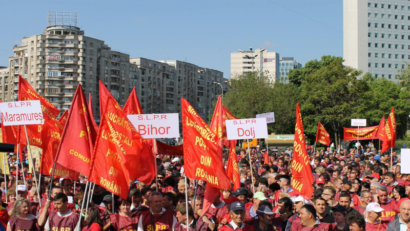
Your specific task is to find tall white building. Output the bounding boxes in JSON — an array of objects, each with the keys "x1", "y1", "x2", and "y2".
[
  {"x1": 0, "y1": 12, "x2": 227, "y2": 122},
  {"x1": 344, "y1": 0, "x2": 410, "y2": 81},
  {"x1": 230, "y1": 49, "x2": 279, "y2": 82}
]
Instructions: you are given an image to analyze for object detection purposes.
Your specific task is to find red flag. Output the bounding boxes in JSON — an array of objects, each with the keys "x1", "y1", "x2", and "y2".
[
  {"x1": 18, "y1": 75, "x2": 60, "y2": 120},
  {"x1": 375, "y1": 116, "x2": 386, "y2": 141},
  {"x1": 210, "y1": 97, "x2": 238, "y2": 148},
  {"x1": 386, "y1": 107, "x2": 396, "y2": 147},
  {"x1": 17, "y1": 76, "x2": 60, "y2": 149},
  {"x1": 58, "y1": 110, "x2": 68, "y2": 125},
  {"x1": 123, "y1": 87, "x2": 144, "y2": 115},
  {"x1": 40, "y1": 120, "x2": 79, "y2": 180},
  {"x1": 182, "y1": 98, "x2": 230, "y2": 188},
  {"x1": 226, "y1": 140, "x2": 240, "y2": 191},
  {"x1": 156, "y1": 142, "x2": 183, "y2": 156},
  {"x1": 291, "y1": 103, "x2": 314, "y2": 200},
  {"x1": 55, "y1": 84, "x2": 98, "y2": 176},
  {"x1": 89, "y1": 96, "x2": 154, "y2": 198},
  {"x1": 99, "y1": 81, "x2": 112, "y2": 117},
  {"x1": 315, "y1": 122, "x2": 331, "y2": 146},
  {"x1": 263, "y1": 150, "x2": 269, "y2": 165}
]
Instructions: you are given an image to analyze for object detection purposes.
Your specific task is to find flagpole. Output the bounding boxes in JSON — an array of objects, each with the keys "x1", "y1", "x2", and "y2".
[
  {"x1": 86, "y1": 182, "x2": 96, "y2": 212},
  {"x1": 24, "y1": 125, "x2": 41, "y2": 204},
  {"x1": 38, "y1": 174, "x2": 42, "y2": 208},
  {"x1": 15, "y1": 144, "x2": 19, "y2": 196},
  {"x1": 20, "y1": 161, "x2": 26, "y2": 184},
  {"x1": 313, "y1": 142, "x2": 316, "y2": 155},
  {"x1": 247, "y1": 139, "x2": 255, "y2": 192},
  {"x1": 154, "y1": 150, "x2": 159, "y2": 192},
  {"x1": 3, "y1": 153, "x2": 7, "y2": 203},
  {"x1": 391, "y1": 147, "x2": 393, "y2": 171},
  {"x1": 184, "y1": 176, "x2": 190, "y2": 231},
  {"x1": 112, "y1": 192, "x2": 114, "y2": 214},
  {"x1": 76, "y1": 181, "x2": 90, "y2": 231},
  {"x1": 192, "y1": 180, "x2": 198, "y2": 209}
]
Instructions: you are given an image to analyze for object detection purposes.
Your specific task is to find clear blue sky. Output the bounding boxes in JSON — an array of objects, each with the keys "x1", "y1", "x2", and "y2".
[{"x1": 0, "y1": 0, "x2": 343, "y2": 78}]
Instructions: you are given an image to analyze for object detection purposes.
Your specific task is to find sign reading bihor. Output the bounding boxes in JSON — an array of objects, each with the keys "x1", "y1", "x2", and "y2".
[
  {"x1": 127, "y1": 113, "x2": 180, "y2": 139},
  {"x1": 0, "y1": 100, "x2": 43, "y2": 126},
  {"x1": 226, "y1": 118, "x2": 268, "y2": 140},
  {"x1": 256, "y1": 112, "x2": 275, "y2": 123}
]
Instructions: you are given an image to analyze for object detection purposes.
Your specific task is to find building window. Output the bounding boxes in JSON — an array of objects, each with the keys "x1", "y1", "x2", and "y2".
[
  {"x1": 389, "y1": 75, "x2": 392, "y2": 79},
  {"x1": 368, "y1": 13, "x2": 371, "y2": 17},
  {"x1": 403, "y1": 55, "x2": 406, "y2": 59},
  {"x1": 381, "y1": 4, "x2": 385, "y2": 8},
  {"x1": 388, "y1": 4, "x2": 391, "y2": 9},
  {"x1": 382, "y1": 43, "x2": 385, "y2": 48},
  {"x1": 402, "y1": 35, "x2": 405, "y2": 39},
  {"x1": 375, "y1": 53, "x2": 379, "y2": 58},
  {"x1": 388, "y1": 44, "x2": 392, "y2": 48},
  {"x1": 396, "y1": 54, "x2": 399, "y2": 59},
  {"x1": 368, "y1": 33, "x2": 371, "y2": 37},
  {"x1": 395, "y1": 5, "x2": 398, "y2": 9},
  {"x1": 368, "y1": 63, "x2": 371, "y2": 67},
  {"x1": 375, "y1": 63, "x2": 378, "y2": 68},
  {"x1": 375, "y1": 33, "x2": 378, "y2": 38},
  {"x1": 368, "y1": 23, "x2": 371, "y2": 27},
  {"x1": 381, "y1": 24, "x2": 385, "y2": 28},
  {"x1": 388, "y1": 24, "x2": 391, "y2": 29},
  {"x1": 375, "y1": 74, "x2": 378, "y2": 78},
  {"x1": 375, "y1": 43, "x2": 378, "y2": 48},
  {"x1": 368, "y1": 3, "x2": 371, "y2": 7},
  {"x1": 368, "y1": 53, "x2": 371, "y2": 57},
  {"x1": 375, "y1": 3, "x2": 378, "y2": 7},
  {"x1": 375, "y1": 23, "x2": 378, "y2": 28},
  {"x1": 395, "y1": 44, "x2": 398, "y2": 49},
  {"x1": 403, "y1": 64, "x2": 406, "y2": 69},
  {"x1": 389, "y1": 54, "x2": 392, "y2": 58},
  {"x1": 382, "y1": 53, "x2": 385, "y2": 58},
  {"x1": 382, "y1": 33, "x2": 385, "y2": 38},
  {"x1": 402, "y1": 25, "x2": 405, "y2": 30},
  {"x1": 368, "y1": 43, "x2": 371, "y2": 47},
  {"x1": 403, "y1": 45, "x2": 406, "y2": 49},
  {"x1": 395, "y1": 25, "x2": 398, "y2": 29},
  {"x1": 389, "y1": 64, "x2": 392, "y2": 68},
  {"x1": 396, "y1": 64, "x2": 399, "y2": 68},
  {"x1": 382, "y1": 64, "x2": 385, "y2": 68},
  {"x1": 388, "y1": 14, "x2": 392, "y2": 19},
  {"x1": 395, "y1": 34, "x2": 398, "y2": 39},
  {"x1": 395, "y1": 15, "x2": 398, "y2": 19}
]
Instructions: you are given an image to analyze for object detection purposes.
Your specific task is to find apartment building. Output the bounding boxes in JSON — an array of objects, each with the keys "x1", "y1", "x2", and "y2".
[
  {"x1": 0, "y1": 12, "x2": 226, "y2": 121},
  {"x1": 279, "y1": 57, "x2": 302, "y2": 83},
  {"x1": 231, "y1": 48, "x2": 279, "y2": 82},
  {"x1": 344, "y1": 0, "x2": 410, "y2": 81}
]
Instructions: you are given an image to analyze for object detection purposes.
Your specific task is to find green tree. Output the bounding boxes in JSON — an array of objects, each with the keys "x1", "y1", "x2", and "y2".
[{"x1": 298, "y1": 56, "x2": 367, "y2": 147}]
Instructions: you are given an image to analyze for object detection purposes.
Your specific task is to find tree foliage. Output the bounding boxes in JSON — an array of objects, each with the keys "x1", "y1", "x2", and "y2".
[{"x1": 221, "y1": 56, "x2": 410, "y2": 146}]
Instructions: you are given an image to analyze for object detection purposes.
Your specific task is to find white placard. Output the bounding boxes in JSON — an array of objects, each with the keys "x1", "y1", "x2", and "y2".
[
  {"x1": 127, "y1": 113, "x2": 180, "y2": 139},
  {"x1": 256, "y1": 112, "x2": 275, "y2": 123},
  {"x1": 401, "y1": 149, "x2": 410, "y2": 174},
  {"x1": 351, "y1": 119, "x2": 366, "y2": 127},
  {"x1": 226, "y1": 118, "x2": 268, "y2": 140},
  {"x1": 0, "y1": 100, "x2": 43, "y2": 126}
]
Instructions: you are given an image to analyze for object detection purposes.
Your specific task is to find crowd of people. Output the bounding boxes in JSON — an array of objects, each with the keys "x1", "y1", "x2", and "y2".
[{"x1": 0, "y1": 142, "x2": 407, "y2": 231}]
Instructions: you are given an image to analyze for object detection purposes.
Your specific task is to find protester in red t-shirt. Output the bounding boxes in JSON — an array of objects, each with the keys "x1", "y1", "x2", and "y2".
[
  {"x1": 364, "y1": 202, "x2": 389, "y2": 231},
  {"x1": 82, "y1": 207, "x2": 103, "y2": 231},
  {"x1": 218, "y1": 202, "x2": 254, "y2": 231},
  {"x1": 290, "y1": 204, "x2": 332, "y2": 231},
  {"x1": 374, "y1": 185, "x2": 399, "y2": 222}
]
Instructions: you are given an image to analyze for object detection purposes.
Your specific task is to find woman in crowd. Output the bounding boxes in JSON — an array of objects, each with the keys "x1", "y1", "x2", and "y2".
[
  {"x1": 392, "y1": 185, "x2": 409, "y2": 206},
  {"x1": 7, "y1": 198, "x2": 38, "y2": 231},
  {"x1": 82, "y1": 207, "x2": 103, "y2": 231},
  {"x1": 104, "y1": 198, "x2": 139, "y2": 231}
]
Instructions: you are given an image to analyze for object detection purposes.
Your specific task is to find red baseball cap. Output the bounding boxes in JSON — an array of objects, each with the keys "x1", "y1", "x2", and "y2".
[
  {"x1": 367, "y1": 173, "x2": 380, "y2": 180},
  {"x1": 316, "y1": 177, "x2": 325, "y2": 185}
]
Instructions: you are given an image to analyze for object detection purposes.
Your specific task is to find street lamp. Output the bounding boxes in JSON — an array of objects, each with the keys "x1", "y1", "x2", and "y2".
[
  {"x1": 239, "y1": 47, "x2": 265, "y2": 73},
  {"x1": 213, "y1": 82, "x2": 223, "y2": 98}
]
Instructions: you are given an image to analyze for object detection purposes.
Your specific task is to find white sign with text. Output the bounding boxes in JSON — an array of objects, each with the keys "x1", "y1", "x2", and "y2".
[
  {"x1": 351, "y1": 119, "x2": 366, "y2": 127},
  {"x1": 128, "y1": 113, "x2": 180, "y2": 139},
  {"x1": 226, "y1": 118, "x2": 268, "y2": 140},
  {"x1": 256, "y1": 112, "x2": 275, "y2": 123},
  {"x1": 402, "y1": 149, "x2": 410, "y2": 174},
  {"x1": 0, "y1": 101, "x2": 43, "y2": 126}
]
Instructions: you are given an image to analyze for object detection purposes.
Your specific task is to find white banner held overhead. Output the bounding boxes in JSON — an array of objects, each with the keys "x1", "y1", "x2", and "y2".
[
  {"x1": 128, "y1": 113, "x2": 180, "y2": 139},
  {"x1": 0, "y1": 101, "x2": 43, "y2": 126},
  {"x1": 351, "y1": 119, "x2": 366, "y2": 127},
  {"x1": 256, "y1": 112, "x2": 275, "y2": 123},
  {"x1": 226, "y1": 118, "x2": 268, "y2": 140}
]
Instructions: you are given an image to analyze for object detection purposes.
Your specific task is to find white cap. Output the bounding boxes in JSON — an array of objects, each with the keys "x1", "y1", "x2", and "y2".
[
  {"x1": 366, "y1": 202, "x2": 385, "y2": 212},
  {"x1": 291, "y1": 195, "x2": 310, "y2": 204},
  {"x1": 171, "y1": 157, "x2": 180, "y2": 163},
  {"x1": 17, "y1": 185, "x2": 27, "y2": 192},
  {"x1": 257, "y1": 145, "x2": 260, "y2": 147}
]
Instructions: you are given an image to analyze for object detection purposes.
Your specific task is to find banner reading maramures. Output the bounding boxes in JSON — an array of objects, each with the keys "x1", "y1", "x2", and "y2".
[{"x1": 181, "y1": 98, "x2": 230, "y2": 189}]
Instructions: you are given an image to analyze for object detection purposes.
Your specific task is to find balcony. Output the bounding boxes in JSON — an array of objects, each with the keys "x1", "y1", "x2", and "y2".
[
  {"x1": 63, "y1": 43, "x2": 78, "y2": 48},
  {"x1": 46, "y1": 35, "x2": 64, "y2": 40},
  {"x1": 111, "y1": 65, "x2": 120, "y2": 70},
  {"x1": 111, "y1": 81, "x2": 119, "y2": 86},
  {"x1": 35, "y1": 76, "x2": 45, "y2": 81},
  {"x1": 78, "y1": 44, "x2": 86, "y2": 49}
]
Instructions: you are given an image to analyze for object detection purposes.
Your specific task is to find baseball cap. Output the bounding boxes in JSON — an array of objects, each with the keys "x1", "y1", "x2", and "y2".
[
  {"x1": 367, "y1": 173, "x2": 380, "y2": 180},
  {"x1": 171, "y1": 157, "x2": 180, "y2": 163},
  {"x1": 366, "y1": 202, "x2": 385, "y2": 212},
  {"x1": 102, "y1": 194, "x2": 112, "y2": 202},
  {"x1": 291, "y1": 195, "x2": 310, "y2": 204},
  {"x1": 233, "y1": 187, "x2": 248, "y2": 196},
  {"x1": 316, "y1": 178, "x2": 325, "y2": 185},
  {"x1": 17, "y1": 185, "x2": 27, "y2": 192},
  {"x1": 257, "y1": 205, "x2": 274, "y2": 216},
  {"x1": 253, "y1": 192, "x2": 267, "y2": 201},
  {"x1": 230, "y1": 201, "x2": 245, "y2": 211},
  {"x1": 332, "y1": 205, "x2": 347, "y2": 214}
]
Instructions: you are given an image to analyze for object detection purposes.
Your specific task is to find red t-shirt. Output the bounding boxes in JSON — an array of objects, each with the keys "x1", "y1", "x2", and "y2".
[
  {"x1": 82, "y1": 223, "x2": 102, "y2": 231},
  {"x1": 380, "y1": 200, "x2": 400, "y2": 222}
]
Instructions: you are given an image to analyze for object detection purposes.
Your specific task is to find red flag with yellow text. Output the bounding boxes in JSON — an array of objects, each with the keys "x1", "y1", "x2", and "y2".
[
  {"x1": 315, "y1": 122, "x2": 331, "y2": 146},
  {"x1": 375, "y1": 116, "x2": 386, "y2": 141},
  {"x1": 40, "y1": 119, "x2": 79, "y2": 180},
  {"x1": 55, "y1": 84, "x2": 98, "y2": 176},
  {"x1": 210, "y1": 96, "x2": 238, "y2": 148},
  {"x1": 87, "y1": 93, "x2": 99, "y2": 131},
  {"x1": 88, "y1": 96, "x2": 154, "y2": 198},
  {"x1": 226, "y1": 140, "x2": 240, "y2": 191},
  {"x1": 386, "y1": 107, "x2": 396, "y2": 147},
  {"x1": 182, "y1": 98, "x2": 230, "y2": 189},
  {"x1": 263, "y1": 150, "x2": 269, "y2": 165},
  {"x1": 58, "y1": 110, "x2": 68, "y2": 125},
  {"x1": 291, "y1": 103, "x2": 314, "y2": 200}
]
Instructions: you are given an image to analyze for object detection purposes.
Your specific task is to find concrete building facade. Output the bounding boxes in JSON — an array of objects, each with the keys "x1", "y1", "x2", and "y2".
[
  {"x1": 344, "y1": 0, "x2": 410, "y2": 81},
  {"x1": 279, "y1": 57, "x2": 302, "y2": 83},
  {"x1": 230, "y1": 49, "x2": 279, "y2": 82},
  {"x1": 0, "y1": 12, "x2": 227, "y2": 122}
]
